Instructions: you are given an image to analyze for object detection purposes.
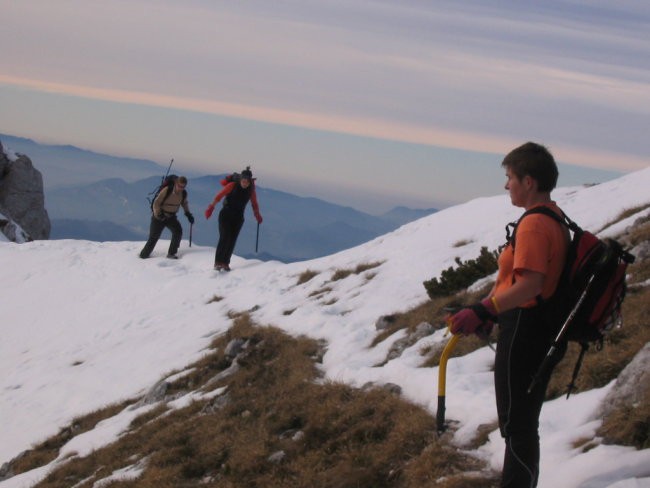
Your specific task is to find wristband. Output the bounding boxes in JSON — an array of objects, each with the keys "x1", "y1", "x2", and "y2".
[{"x1": 490, "y1": 296, "x2": 501, "y2": 314}]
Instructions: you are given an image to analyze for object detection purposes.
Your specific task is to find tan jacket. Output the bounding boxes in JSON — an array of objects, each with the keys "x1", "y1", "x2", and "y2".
[{"x1": 153, "y1": 186, "x2": 190, "y2": 218}]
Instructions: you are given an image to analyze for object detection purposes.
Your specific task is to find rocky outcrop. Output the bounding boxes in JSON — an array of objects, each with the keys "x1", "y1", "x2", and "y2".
[
  {"x1": 0, "y1": 140, "x2": 50, "y2": 241},
  {"x1": 598, "y1": 343, "x2": 650, "y2": 418}
]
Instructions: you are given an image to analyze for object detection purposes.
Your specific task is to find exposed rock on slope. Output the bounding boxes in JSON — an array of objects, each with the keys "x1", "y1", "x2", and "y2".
[{"x1": 0, "y1": 140, "x2": 50, "y2": 241}]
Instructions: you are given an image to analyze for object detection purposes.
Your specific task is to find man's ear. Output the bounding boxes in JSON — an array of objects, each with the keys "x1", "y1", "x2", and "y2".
[{"x1": 523, "y1": 174, "x2": 537, "y2": 191}]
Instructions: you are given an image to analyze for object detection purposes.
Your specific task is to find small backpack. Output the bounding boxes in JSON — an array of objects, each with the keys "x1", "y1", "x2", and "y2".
[
  {"x1": 147, "y1": 174, "x2": 186, "y2": 211},
  {"x1": 220, "y1": 171, "x2": 256, "y2": 187},
  {"x1": 221, "y1": 172, "x2": 241, "y2": 187},
  {"x1": 507, "y1": 206, "x2": 635, "y2": 396}
]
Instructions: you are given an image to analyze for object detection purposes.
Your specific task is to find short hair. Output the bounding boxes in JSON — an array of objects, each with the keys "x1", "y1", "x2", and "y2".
[
  {"x1": 501, "y1": 142, "x2": 558, "y2": 192},
  {"x1": 178, "y1": 176, "x2": 188, "y2": 185}
]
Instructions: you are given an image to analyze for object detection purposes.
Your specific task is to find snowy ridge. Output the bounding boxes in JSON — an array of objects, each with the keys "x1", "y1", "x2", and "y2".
[{"x1": 2, "y1": 167, "x2": 650, "y2": 487}]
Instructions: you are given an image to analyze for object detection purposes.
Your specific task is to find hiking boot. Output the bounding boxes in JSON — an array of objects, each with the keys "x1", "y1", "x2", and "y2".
[
  {"x1": 223, "y1": 264, "x2": 231, "y2": 271},
  {"x1": 139, "y1": 252, "x2": 149, "y2": 259},
  {"x1": 167, "y1": 253, "x2": 179, "y2": 259},
  {"x1": 214, "y1": 263, "x2": 226, "y2": 271}
]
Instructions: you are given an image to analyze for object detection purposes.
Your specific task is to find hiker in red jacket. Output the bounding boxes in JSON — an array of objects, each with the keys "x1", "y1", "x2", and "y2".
[
  {"x1": 448, "y1": 142, "x2": 569, "y2": 488},
  {"x1": 204, "y1": 167, "x2": 262, "y2": 271}
]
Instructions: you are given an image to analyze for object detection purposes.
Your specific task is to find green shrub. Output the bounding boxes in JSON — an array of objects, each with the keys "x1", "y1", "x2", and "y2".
[{"x1": 423, "y1": 247, "x2": 499, "y2": 298}]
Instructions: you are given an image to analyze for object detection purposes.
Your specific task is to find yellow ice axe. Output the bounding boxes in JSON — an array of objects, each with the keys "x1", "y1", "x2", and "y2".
[{"x1": 437, "y1": 333, "x2": 460, "y2": 433}]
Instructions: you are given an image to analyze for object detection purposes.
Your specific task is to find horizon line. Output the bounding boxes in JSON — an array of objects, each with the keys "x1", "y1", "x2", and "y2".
[{"x1": 1, "y1": 74, "x2": 647, "y2": 173}]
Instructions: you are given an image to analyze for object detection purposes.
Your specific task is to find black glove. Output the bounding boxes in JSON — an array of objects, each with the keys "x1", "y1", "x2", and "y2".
[
  {"x1": 155, "y1": 212, "x2": 166, "y2": 221},
  {"x1": 185, "y1": 212, "x2": 195, "y2": 224}
]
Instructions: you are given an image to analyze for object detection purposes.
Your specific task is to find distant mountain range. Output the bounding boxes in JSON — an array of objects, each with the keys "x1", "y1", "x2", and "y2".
[{"x1": 1, "y1": 133, "x2": 436, "y2": 262}]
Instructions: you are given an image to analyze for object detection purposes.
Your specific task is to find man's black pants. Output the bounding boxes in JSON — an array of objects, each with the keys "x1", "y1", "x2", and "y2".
[
  {"x1": 495, "y1": 308, "x2": 566, "y2": 488},
  {"x1": 215, "y1": 209, "x2": 244, "y2": 265},
  {"x1": 140, "y1": 215, "x2": 182, "y2": 258}
]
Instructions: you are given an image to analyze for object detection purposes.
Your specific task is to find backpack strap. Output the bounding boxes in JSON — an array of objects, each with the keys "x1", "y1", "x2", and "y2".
[
  {"x1": 159, "y1": 181, "x2": 187, "y2": 207},
  {"x1": 504, "y1": 205, "x2": 576, "y2": 305},
  {"x1": 505, "y1": 205, "x2": 578, "y2": 249}
]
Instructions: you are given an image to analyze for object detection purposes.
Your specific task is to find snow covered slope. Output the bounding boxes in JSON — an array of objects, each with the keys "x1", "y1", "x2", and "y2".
[{"x1": 2, "y1": 167, "x2": 650, "y2": 487}]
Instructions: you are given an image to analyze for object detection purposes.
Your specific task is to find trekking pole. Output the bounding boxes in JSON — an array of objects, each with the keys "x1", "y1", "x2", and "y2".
[
  {"x1": 164, "y1": 158, "x2": 174, "y2": 178},
  {"x1": 189, "y1": 223, "x2": 193, "y2": 247},
  {"x1": 437, "y1": 333, "x2": 460, "y2": 434},
  {"x1": 255, "y1": 222, "x2": 260, "y2": 253},
  {"x1": 527, "y1": 274, "x2": 596, "y2": 395},
  {"x1": 147, "y1": 158, "x2": 175, "y2": 206}
]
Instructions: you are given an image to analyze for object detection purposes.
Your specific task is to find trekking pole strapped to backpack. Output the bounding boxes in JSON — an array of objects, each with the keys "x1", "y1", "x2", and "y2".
[
  {"x1": 147, "y1": 158, "x2": 175, "y2": 208},
  {"x1": 528, "y1": 272, "x2": 597, "y2": 396}
]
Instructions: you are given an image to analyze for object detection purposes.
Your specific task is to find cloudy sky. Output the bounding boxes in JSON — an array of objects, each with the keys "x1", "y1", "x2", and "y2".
[{"x1": 1, "y1": 0, "x2": 648, "y2": 212}]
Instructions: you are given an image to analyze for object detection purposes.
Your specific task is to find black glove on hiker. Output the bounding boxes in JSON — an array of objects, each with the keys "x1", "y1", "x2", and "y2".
[{"x1": 185, "y1": 212, "x2": 195, "y2": 224}]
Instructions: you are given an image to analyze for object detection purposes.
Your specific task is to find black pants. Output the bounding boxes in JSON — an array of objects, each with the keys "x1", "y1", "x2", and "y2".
[
  {"x1": 495, "y1": 308, "x2": 566, "y2": 488},
  {"x1": 215, "y1": 209, "x2": 244, "y2": 265},
  {"x1": 140, "y1": 215, "x2": 182, "y2": 258}
]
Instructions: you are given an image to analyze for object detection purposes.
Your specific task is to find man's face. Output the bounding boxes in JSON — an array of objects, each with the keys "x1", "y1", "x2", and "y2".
[{"x1": 504, "y1": 167, "x2": 529, "y2": 208}]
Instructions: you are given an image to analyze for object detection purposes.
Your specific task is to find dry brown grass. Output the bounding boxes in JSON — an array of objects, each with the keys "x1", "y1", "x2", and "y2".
[
  {"x1": 30, "y1": 315, "x2": 497, "y2": 488},
  {"x1": 598, "y1": 391, "x2": 650, "y2": 449},
  {"x1": 452, "y1": 239, "x2": 473, "y2": 248},
  {"x1": 296, "y1": 269, "x2": 319, "y2": 286},
  {"x1": 308, "y1": 286, "x2": 332, "y2": 299},
  {"x1": 595, "y1": 203, "x2": 650, "y2": 234},
  {"x1": 332, "y1": 261, "x2": 384, "y2": 281},
  {"x1": 371, "y1": 296, "x2": 462, "y2": 348},
  {"x1": 628, "y1": 254, "x2": 650, "y2": 286},
  {"x1": 10, "y1": 400, "x2": 133, "y2": 477},
  {"x1": 371, "y1": 284, "x2": 494, "y2": 369}
]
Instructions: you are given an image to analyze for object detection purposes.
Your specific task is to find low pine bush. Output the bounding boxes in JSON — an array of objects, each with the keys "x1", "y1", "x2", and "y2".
[{"x1": 423, "y1": 247, "x2": 499, "y2": 298}]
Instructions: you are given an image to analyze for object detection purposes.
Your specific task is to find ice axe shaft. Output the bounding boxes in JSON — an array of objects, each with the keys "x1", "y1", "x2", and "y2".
[
  {"x1": 255, "y1": 222, "x2": 260, "y2": 253},
  {"x1": 437, "y1": 334, "x2": 460, "y2": 434}
]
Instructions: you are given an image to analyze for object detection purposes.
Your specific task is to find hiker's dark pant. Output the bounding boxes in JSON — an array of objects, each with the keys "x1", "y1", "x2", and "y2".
[
  {"x1": 140, "y1": 215, "x2": 182, "y2": 258},
  {"x1": 215, "y1": 208, "x2": 244, "y2": 265},
  {"x1": 495, "y1": 308, "x2": 566, "y2": 488}
]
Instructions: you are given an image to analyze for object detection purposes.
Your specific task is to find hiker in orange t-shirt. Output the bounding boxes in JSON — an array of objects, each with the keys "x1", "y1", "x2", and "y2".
[{"x1": 448, "y1": 142, "x2": 569, "y2": 488}]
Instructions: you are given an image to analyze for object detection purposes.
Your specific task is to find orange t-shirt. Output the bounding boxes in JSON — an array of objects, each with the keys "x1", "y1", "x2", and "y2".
[{"x1": 493, "y1": 203, "x2": 569, "y2": 308}]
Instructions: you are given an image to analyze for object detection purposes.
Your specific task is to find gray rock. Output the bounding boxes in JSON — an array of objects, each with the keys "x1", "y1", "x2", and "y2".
[
  {"x1": 225, "y1": 338, "x2": 247, "y2": 358},
  {"x1": 375, "y1": 315, "x2": 396, "y2": 330},
  {"x1": 630, "y1": 241, "x2": 650, "y2": 261},
  {"x1": 267, "y1": 450, "x2": 286, "y2": 464},
  {"x1": 597, "y1": 342, "x2": 650, "y2": 419},
  {"x1": 0, "y1": 215, "x2": 30, "y2": 243},
  {"x1": 386, "y1": 321, "x2": 435, "y2": 361},
  {"x1": 205, "y1": 361, "x2": 241, "y2": 387},
  {"x1": 201, "y1": 392, "x2": 231, "y2": 414},
  {"x1": 0, "y1": 141, "x2": 50, "y2": 240},
  {"x1": 415, "y1": 322, "x2": 435, "y2": 336},
  {"x1": 137, "y1": 380, "x2": 169, "y2": 406},
  {"x1": 382, "y1": 382, "x2": 403, "y2": 396}
]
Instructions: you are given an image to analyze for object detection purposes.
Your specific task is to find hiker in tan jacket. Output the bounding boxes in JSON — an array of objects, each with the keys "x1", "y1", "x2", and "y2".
[{"x1": 139, "y1": 176, "x2": 194, "y2": 259}]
